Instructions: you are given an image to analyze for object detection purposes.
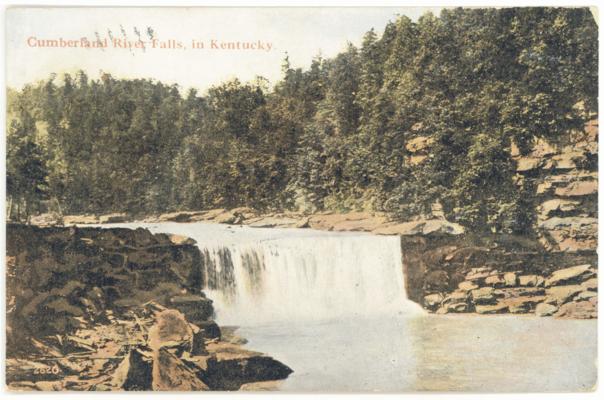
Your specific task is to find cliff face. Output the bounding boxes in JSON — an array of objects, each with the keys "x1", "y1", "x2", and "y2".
[
  {"x1": 5, "y1": 224, "x2": 292, "y2": 391},
  {"x1": 518, "y1": 119, "x2": 598, "y2": 253},
  {"x1": 401, "y1": 234, "x2": 597, "y2": 317},
  {"x1": 402, "y1": 118, "x2": 598, "y2": 317}
]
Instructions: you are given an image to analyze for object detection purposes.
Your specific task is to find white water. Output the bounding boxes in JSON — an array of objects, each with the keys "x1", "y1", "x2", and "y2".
[
  {"x1": 109, "y1": 222, "x2": 596, "y2": 392},
  {"x1": 126, "y1": 222, "x2": 421, "y2": 325}
]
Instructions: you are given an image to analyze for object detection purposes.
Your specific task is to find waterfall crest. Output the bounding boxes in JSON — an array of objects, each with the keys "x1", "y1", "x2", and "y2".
[{"x1": 190, "y1": 227, "x2": 421, "y2": 325}]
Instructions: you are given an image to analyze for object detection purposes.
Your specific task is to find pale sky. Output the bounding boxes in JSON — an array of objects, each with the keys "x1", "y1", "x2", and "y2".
[{"x1": 6, "y1": 7, "x2": 443, "y2": 93}]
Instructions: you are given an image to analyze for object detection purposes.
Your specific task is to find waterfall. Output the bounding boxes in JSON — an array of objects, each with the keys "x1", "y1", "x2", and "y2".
[
  {"x1": 185, "y1": 226, "x2": 421, "y2": 325},
  {"x1": 132, "y1": 222, "x2": 420, "y2": 325}
]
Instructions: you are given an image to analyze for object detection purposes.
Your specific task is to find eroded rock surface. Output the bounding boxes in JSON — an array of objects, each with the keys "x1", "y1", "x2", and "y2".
[{"x1": 6, "y1": 224, "x2": 292, "y2": 391}]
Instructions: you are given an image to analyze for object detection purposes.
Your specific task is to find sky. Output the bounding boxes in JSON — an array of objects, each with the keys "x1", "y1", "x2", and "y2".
[{"x1": 6, "y1": 7, "x2": 443, "y2": 93}]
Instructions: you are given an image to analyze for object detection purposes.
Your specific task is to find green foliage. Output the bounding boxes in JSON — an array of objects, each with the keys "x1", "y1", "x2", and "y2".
[
  {"x1": 6, "y1": 109, "x2": 49, "y2": 221},
  {"x1": 5, "y1": 7, "x2": 597, "y2": 234}
]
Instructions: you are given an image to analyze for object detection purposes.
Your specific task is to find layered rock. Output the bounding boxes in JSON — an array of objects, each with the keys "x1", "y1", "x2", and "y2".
[
  {"x1": 515, "y1": 118, "x2": 598, "y2": 253},
  {"x1": 423, "y1": 264, "x2": 598, "y2": 318},
  {"x1": 6, "y1": 224, "x2": 292, "y2": 391}
]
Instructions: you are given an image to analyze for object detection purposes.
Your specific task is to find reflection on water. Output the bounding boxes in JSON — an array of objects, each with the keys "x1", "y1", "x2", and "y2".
[{"x1": 239, "y1": 315, "x2": 596, "y2": 392}]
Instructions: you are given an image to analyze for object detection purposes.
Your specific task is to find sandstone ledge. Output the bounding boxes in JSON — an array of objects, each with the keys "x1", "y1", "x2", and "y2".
[{"x1": 6, "y1": 224, "x2": 292, "y2": 391}]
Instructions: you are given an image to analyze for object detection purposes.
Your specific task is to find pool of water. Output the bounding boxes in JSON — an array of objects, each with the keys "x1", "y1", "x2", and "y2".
[{"x1": 238, "y1": 315, "x2": 597, "y2": 392}]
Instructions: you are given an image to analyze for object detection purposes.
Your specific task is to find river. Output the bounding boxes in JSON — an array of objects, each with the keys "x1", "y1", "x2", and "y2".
[{"x1": 114, "y1": 222, "x2": 596, "y2": 392}]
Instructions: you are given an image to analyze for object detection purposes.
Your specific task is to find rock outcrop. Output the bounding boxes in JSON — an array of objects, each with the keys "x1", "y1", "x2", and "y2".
[
  {"x1": 401, "y1": 232, "x2": 597, "y2": 319},
  {"x1": 515, "y1": 118, "x2": 598, "y2": 253},
  {"x1": 6, "y1": 224, "x2": 292, "y2": 391}
]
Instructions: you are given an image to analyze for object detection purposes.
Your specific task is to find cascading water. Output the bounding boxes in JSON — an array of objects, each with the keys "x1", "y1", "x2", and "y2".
[
  {"x1": 139, "y1": 222, "x2": 420, "y2": 325},
  {"x1": 197, "y1": 234, "x2": 417, "y2": 325}
]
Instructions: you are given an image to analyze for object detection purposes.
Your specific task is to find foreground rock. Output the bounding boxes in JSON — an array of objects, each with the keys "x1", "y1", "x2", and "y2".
[{"x1": 6, "y1": 224, "x2": 292, "y2": 391}]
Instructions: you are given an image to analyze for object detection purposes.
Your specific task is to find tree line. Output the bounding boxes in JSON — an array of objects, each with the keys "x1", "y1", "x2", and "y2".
[{"x1": 6, "y1": 7, "x2": 597, "y2": 233}]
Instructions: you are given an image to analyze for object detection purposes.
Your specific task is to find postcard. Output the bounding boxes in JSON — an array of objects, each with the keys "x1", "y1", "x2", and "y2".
[{"x1": 4, "y1": 5, "x2": 598, "y2": 392}]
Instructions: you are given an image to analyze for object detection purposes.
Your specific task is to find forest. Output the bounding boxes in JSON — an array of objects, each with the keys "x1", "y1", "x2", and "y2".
[{"x1": 6, "y1": 7, "x2": 598, "y2": 233}]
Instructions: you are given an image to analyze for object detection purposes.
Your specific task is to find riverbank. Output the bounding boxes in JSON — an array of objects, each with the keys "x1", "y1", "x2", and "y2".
[
  {"x1": 6, "y1": 224, "x2": 292, "y2": 391},
  {"x1": 29, "y1": 208, "x2": 599, "y2": 320}
]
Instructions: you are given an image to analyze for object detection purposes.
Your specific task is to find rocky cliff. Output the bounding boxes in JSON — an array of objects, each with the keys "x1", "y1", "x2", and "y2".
[
  {"x1": 5, "y1": 224, "x2": 292, "y2": 391},
  {"x1": 516, "y1": 118, "x2": 598, "y2": 253},
  {"x1": 402, "y1": 118, "x2": 598, "y2": 318},
  {"x1": 401, "y1": 233, "x2": 597, "y2": 318}
]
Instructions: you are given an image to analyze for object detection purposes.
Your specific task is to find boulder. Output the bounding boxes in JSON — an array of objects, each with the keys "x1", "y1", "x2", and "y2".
[
  {"x1": 496, "y1": 287, "x2": 545, "y2": 298},
  {"x1": 239, "y1": 380, "x2": 284, "y2": 391},
  {"x1": 29, "y1": 213, "x2": 61, "y2": 227},
  {"x1": 169, "y1": 295, "x2": 214, "y2": 326},
  {"x1": 213, "y1": 211, "x2": 240, "y2": 225},
  {"x1": 407, "y1": 155, "x2": 427, "y2": 165},
  {"x1": 168, "y1": 234, "x2": 197, "y2": 246},
  {"x1": 503, "y1": 272, "x2": 517, "y2": 287},
  {"x1": 63, "y1": 215, "x2": 98, "y2": 225},
  {"x1": 475, "y1": 303, "x2": 509, "y2": 314},
  {"x1": 581, "y1": 278, "x2": 598, "y2": 291},
  {"x1": 465, "y1": 267, "x2": 495, "y2": 282},
  {"x1": 484, "y1": 275, "x2": 505, "y2": 287},
  {"x1": 147, "y1": 309, "x2": 193, "y2": 351},
  {"x1": 195, "y1": 320, "x2": 222, "y2": 341},
  {"x1": 202, "y1": 342, "x2": 293, "y2": 390},
  {"x1": 516, "y1": 157, "x2": 541, "y2": 172},
  {"x1": 545, "y1": 264, "x2": 593, "y2": 287},
  {"x1": 34, "y1": 381, "x2": 64, "y2": 391},
  {"x1": 470, "y1": 287, "x2": 496, "y2": 304},
  {"x1": 307, "y1": 212, "x2": 387, "y2": 232},
  {"x1": 191, "y1": 329, "x2": 208, "y2": 356},
  {"x1": 116, "y1": 348, "x2": 154, "y2": 391},
  {"x1": 158, "y1": 211, "x2": 205, "y2": 222},
  {"x1": 554, "y1": 300, "x2": 597, "y2": 319},
  {"x1": 436, "y1": 302, "x2": 468, "y2": 314},
  {"x1": 538, "y1": 199, "x2": 580, "y2": 219},
  {"x1": 152, "y1": 348, "x2": 209, "y2": 391},
  {"x1": 575, "y1": 291, "x2": 597, "y2": 301},
  {"x1": 545, "y1": 285, "x2": 584, "y2": 305},
  {"x1": 500, "y1": 296, "x2": 546, "y2": 313},
  {"x1": 458, "y1": 281, "x2": 479, "y2": 291},
  {"x1": 535, "y1": 303, "x2": 559, "y2": 317},
  {"x1": 543, "y1": 152, "x2": 584, "y2": 170},
  {"x1": 442, "y1": 290, "x2": 468, "y2": 304},
  {"x1": 518, "y1": 275, "x2": 545, "y2": 287},
  {"x1": 294, "y1": 217, "x2": 310, "y2": 229},
  {"x1": 554, "y1": 180, "x2": 597, "y2": 197},
  {"x1": 423, "y1": 293, "x2": 444, "y2": 310},
  {"x1": 536, "y1": 172, "x2": 597, "y2": 195},
  {"x1": 193, "y1": 209, "x2": 227, "y2": 221},
  {"x1": 437, "y1": 290, "x2": 469, "y2": 313},
  {"x1": 372, "y1": 219, "x2": 465, "y2": 236}
]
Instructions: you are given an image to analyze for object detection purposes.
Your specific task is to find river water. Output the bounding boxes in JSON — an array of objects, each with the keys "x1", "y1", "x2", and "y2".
[{"x1": 116, "y1": 222, "x2": 596, "y2": 392}]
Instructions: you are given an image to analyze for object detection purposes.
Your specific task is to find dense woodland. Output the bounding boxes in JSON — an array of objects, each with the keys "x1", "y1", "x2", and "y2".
[{"x1": 6, "y1": 8, "x2": 598, "y2": 233}]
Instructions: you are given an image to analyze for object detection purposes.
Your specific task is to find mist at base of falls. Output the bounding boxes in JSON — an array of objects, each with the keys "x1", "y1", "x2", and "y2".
[{"x1": 113, "y1": 222, "x2": 596, "y2": 392}]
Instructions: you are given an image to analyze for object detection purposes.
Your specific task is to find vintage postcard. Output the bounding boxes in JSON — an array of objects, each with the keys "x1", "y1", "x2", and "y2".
[{"x1": 4, "y1": 4, "x2": 598, "y2": 393}]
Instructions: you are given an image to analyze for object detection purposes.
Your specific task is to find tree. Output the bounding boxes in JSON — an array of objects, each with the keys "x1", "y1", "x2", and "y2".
[{"x1": 6, "y1": 110, "x2": 49, "y2": 222}]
